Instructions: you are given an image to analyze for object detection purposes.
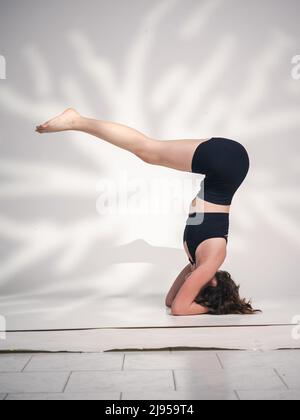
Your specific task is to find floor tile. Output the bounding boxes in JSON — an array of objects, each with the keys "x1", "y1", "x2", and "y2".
[
  {"x1": 0, "y1": 372, "x2": 69, "y2": 394},
  {"x1": 174, "y1": 368, "x2": 285, "y2": 391},
  {"x1": 25, "y1": 353, "x2": 123, "y2": 372},
  {"x1": 6, "y1": 392, "x2": 121, "y2": 400},
  {"x1": 122, "y1": 390, "x2": 237, "y2": 400},
  {"x1": 2, "y1": 350, "x2": 299, "y2": 399},
  {"x1": 276, "y1": 367, "x2": 300, "y2": 389},
  {"x1": 66, "y1": 370, "x2": 174, "y2": 393},
  {"x1": 124, "y1": 352, "x2": 221, "y2": 371},
  {"x1": 0, "y1": 355, "x2": 32, "y2": 372},
  {"x1": 217, "y1": 350, "x2": 300, "y2": 370},
  {"x1": 237, "y1": 390, "x2": 300, "y2": 400}
]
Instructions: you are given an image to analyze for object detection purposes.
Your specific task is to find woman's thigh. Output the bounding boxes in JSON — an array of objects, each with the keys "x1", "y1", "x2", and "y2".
[{"x1": 150, "y1": 138, "x2": 208, "y2": 172}]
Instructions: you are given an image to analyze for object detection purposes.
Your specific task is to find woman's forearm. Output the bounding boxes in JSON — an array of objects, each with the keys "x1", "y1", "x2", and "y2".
[
  {"x1": 165, "y1": 264, "x2": 193, "y2": 307},
  {"x1": 172, "y1": 302, "x2": 209, "y2": 316}
]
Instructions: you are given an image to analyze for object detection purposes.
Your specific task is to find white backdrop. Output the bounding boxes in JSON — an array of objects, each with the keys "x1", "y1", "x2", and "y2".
[{"x1": 0, "y1": 0, "x2": 300, "y2": 330}]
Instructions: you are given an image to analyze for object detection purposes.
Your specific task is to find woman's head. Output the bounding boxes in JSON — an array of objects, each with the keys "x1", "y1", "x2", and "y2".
[{"x1": 195, "y1": 270, "x2": 261, "y2": 315}]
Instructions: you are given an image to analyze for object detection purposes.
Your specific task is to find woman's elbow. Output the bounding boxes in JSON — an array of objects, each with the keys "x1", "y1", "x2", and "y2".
[
  {"x1": 171, "y1": 304, "x2": 186, "y2": 316},
  {"x1": 165, "y1": 297, "x2": 173, "y2": 308}
]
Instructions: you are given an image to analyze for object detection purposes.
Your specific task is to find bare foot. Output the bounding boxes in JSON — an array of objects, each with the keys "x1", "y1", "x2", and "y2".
[{"x1": 36, "y1": 108, "x2": 81, "y2": 134}]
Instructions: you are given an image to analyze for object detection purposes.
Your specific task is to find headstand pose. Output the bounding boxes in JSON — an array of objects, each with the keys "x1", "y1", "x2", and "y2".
[{"x1": 36, "y1": 108, "x2": 260, "y2": 316}]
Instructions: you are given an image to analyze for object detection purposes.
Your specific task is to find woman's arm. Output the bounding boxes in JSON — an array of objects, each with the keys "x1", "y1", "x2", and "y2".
[
  {"x1": 165, "y1": 264, "x2": 193, "y2": 308},
  {"x1": 171, "y1": 242, "x2": 226, "y2": 316},
  {"x1": 172, "y1": 301, "x2": 209, "y2": 316},
  {"x1": 171, "y1": 261, "x2": 217, "y2": 316},
  {"x1": 171, "y1": 239, "x2": 227, "y2": 316}
]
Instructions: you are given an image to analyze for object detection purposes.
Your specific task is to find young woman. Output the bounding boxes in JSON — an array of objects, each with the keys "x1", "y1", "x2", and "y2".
[{"x1": 36, "y1": 108, "x2": 260, "y2": 317}]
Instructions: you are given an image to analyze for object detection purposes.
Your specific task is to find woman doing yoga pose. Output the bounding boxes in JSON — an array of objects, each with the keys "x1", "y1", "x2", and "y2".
[{"x1": 36, "y1": 108, "x2": 260, "y2": 317}]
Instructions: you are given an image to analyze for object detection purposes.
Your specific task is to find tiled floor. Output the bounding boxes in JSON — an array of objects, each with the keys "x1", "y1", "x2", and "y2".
[{"x1": 0, "y1": 350, "x2": 300, "y2": 400}]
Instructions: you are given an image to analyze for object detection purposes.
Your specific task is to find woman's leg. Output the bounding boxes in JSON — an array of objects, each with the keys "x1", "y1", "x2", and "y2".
[{"x1": 36, "y1": 108, "x2": 206, "y2": 173}]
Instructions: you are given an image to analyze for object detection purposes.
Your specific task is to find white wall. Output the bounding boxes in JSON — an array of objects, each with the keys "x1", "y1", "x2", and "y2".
[{"x1": 0, "y1": 0, "x2": 300, "y2": 327}]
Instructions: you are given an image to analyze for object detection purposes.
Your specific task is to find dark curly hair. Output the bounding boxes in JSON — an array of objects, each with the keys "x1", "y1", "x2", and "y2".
[{"x1": 195, "y1": 270, "x2": 261, "y2": 315}]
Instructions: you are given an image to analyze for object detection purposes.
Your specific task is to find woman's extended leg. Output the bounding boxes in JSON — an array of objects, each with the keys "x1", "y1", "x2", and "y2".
[{"x1": 36, "y1": 108, "x2": 207, "y2": 173}]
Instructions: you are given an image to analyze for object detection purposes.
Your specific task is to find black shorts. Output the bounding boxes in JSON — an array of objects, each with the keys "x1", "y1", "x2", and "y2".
[{"x1": 192, "y1": 137, "x2": 250, "y2": 206}]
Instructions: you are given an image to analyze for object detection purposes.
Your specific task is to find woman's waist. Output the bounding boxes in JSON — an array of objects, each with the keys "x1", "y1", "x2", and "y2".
[{"x1": 189, "y1": 197, "x2": 230, "y2": 215}]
